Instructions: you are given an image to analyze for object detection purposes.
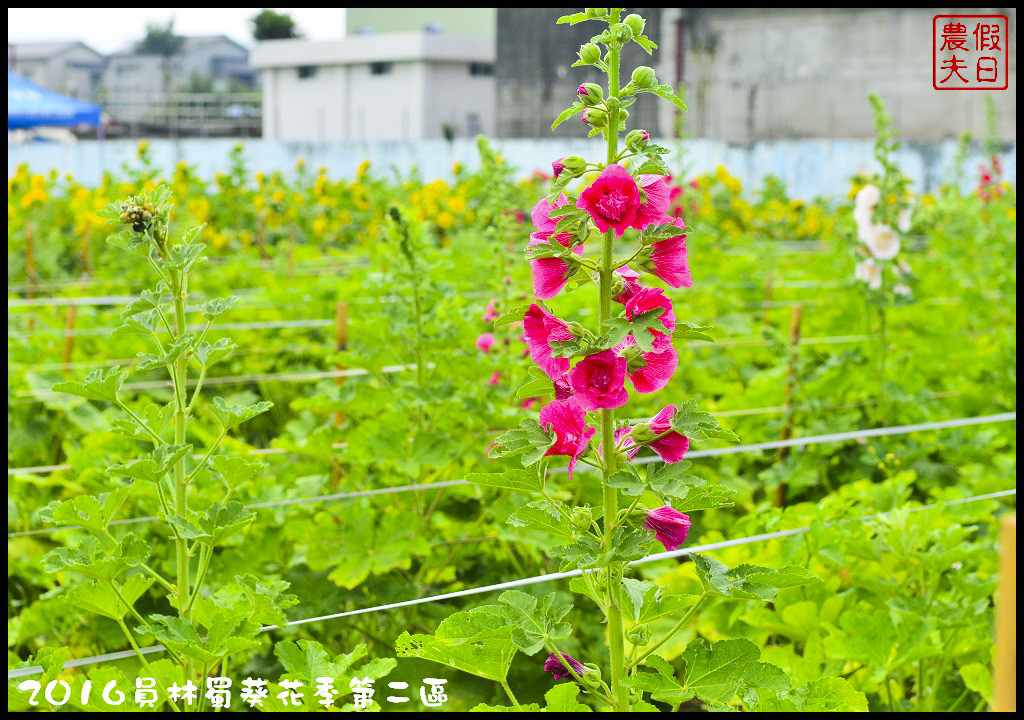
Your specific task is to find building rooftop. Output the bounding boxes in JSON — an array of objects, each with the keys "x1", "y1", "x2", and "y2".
[
  {"x1": 250, "y1": 32, "x2": 494, "y2": 69},
  {"x1": 9, "y1": 41, "x2": 102, "y2": 60}
]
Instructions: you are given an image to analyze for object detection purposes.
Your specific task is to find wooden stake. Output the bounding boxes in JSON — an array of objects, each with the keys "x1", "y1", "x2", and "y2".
[
  {"x1": 994, "y1": 514, "x2": 1016, "y2": 712},
  {"x1": 773, "y1": 304, "x2": 803, "y2": 508},
  {"x1": 331, "y1": 301, "x2": 349, "y2": 487},
  {"x1": 25, "y1": 219, "x2": 36, "y2": 300},
  {"x1": 63, "y1": 305, "x2": 77, "y2": 374}
]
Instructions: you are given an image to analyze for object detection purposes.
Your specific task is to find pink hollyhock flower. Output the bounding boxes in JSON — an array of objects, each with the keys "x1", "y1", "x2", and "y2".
[
  {"x1": 625, "y1": 342, "x2": 678, "y2": 394},
  {"x1": 551, "y1": 157, "x2": 566, "y2": 179},
  {"x1": 631, "y1": 175, "x2": 671, "y2": 230},
  {"x1": 648, "y1": 218, "x2": 692, "y2": 288},
  {"x1": 553, "y1": 374, "x2": 573, "y2": 401},
  {"x1": 599, "y1": 424, "x2": 635, "y2": 459},
  {"x1": 569, "y1": 350, "x2": 629, "y2": 411},
  {"x1": 623, "y1": 287, "x2": 676, "y2": 352},
  {"x1": 645, "y1": 405, "x2": 690, "y2": 462},
  {"x1": 612, "y1": 266, "x2": 643, "y2": 305},
  {"x1": 544, "y1": 652, "x2": 587, "y2": 681},
  {"x1": 576, "y1": 164, "x2": 641, "y2": 237},
  {"x1": 521, "y1": 397, "x2": 538, "y2": 410},
  {"x1": 528, "y1": 234, "x2": 583, "y2": 299},
  {"x1": 482, "y1": 298, "x2": 498, "y2": 323},
  {"x1": 476, "y1": 333, "x2": 495, "y2": 354},
  {"x1": 489, "y1": 371, "x2": 501, "y2": 386},
  {"x1": 645, "y1": 505, "x2": 691, "y2": 551},
  {"x1": 538, "y1": 398, "x2": 596, "y2": 481},
  {"x1": 529, "y1": 195, "x2": 583, "y2": 299},
  {"x1": 524, "y1": 304, "x2": 574, "y2": 379}
]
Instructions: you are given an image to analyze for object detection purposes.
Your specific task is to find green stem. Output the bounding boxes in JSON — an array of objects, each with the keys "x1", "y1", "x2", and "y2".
[
  {"x1": 631, "y1": 592, "x2": 706, "y2": 667},
  {"x1": 600, "y1": 18, "x2": 629, "y2": 712},
  {"x1": 185, "y1": 430, "x2": 225, "y2": 485},
  {"x1": 500, "y1": 680, "x2": 522, "y2": 710},
  {"x1": 184, "y1": 544, "x2": 214, "y2": 614},
  {"x1": 115, "y1": 617, "x2": 181, "y2": 712},
  {"x1": 115, "y1": 401, "x2": 163, "y2": 444},
  {"x1": 170, "y1": 265, "x2": 192, "y2": 680}
]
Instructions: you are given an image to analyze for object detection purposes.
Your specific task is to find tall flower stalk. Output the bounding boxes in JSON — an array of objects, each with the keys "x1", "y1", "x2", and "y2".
[{"x1": 400, "y1": 9, "x2": 828, "y2": 711}]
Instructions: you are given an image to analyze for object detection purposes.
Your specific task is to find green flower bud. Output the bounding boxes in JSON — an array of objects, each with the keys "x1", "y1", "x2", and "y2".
[
  {"x1": 626, "y1": 129, "x2": 650, "y2": 152},
  {"x1": 632, "y1": 66, "x2": 657, "y2": 89},
  {"x1": 611, "y1": 22, "x2": 633, "y2": 43},
  {"x1": 626, "y1": 625, "x2": 651, "y2": 646},
  {"x1": 582, "y1": 107, "x2": 607, "y2": 128},
  {"x1": 559, "y1": 155, "x2": 587, "y2": 177},
  {"x1": 623, "y1": 14, "x2": 646, "y2": 37},
  {"x1": 576, "y1": 82, "x2": 604, "y2": 106},
  {"x1": 571, "y1": 507, "x2": 593, "y2": 530},
  {"x1": 566, "y1": 321, "x2": 587, "y2": 338},
  {"x1": 579, "y1": 42, "x2": 602, "y2": 64},
  {"x1": 584, "y1": 8, "x2": 608, "y2": 18},
  {"x1": 630, "y1": 422, "x2": 657, "y2": 444}
]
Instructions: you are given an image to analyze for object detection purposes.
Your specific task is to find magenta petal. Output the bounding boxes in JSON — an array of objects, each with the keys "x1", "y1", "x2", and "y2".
[
  {"x1": 523, "y1": 304, "x2": 572, "y2": 379},
  {"x1": 644, "y1": 505, "x2": 691, "y2": 551},
  {"x1": 569, "y1": 350, "x2": 630, "y2": 411},
  {"x1": 544, "y1": 652, "x2": 587, "y2": 680},
  {"x1": 628, "y1": 345, "x2": 678, "y2": 394},
  {"x1": 632, "y1": 175, "x2": 671, "y2": 230},
  {"x1": 531, "y1": 194, "x2": 568, "y2": 232},
  {"x1": 539, "y1": 398, "x2": 596, "y2": 482},
  {"x1": 650, "y1": 219, "x2": 692, "y2": 288},
  {"x1": 576, "y1": 164, "x2": 641, "y2": 238}
]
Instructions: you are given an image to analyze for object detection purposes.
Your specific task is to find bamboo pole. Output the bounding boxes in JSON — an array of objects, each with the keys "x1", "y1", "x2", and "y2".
[
  {"x1": 331, "y1": 301, "x2": 349, "y2": 487},
  {"x1": 993, "y1": 514, "x2": 1016, "y2": 712},
  {"x1": 773, "y1": 304, "x2": 803, "y2": 507}
]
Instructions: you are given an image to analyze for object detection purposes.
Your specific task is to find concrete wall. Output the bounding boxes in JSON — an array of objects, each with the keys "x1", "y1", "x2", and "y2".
[
  {"x1": 657, "y1": 8, "x2": 1017, "y2": 142},
  {"x1": 8, "y1": 137, "x2": 1015, "y2": 200}
]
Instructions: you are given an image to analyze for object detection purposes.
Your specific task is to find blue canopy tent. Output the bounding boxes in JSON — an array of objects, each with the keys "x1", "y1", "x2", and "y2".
[{"x1": 8, "y1": 70, "x2": 102, "y2": 129}]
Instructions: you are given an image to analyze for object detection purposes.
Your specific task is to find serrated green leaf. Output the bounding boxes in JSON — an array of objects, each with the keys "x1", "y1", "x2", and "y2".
[
  {"x1": 545, "y1": 683, "x2": 591, "y2": 711},
  {"x1": 110, "y1": 444, "x2": 192, "y2": 484},
  {"x1": 624, "y1": 655, "x2": 693, "y2": 705},
  {"x1": 683, "y1": 638, "x2": 760, "y2": 705},
  {"x1": 556, "y1": 12, "x2": 589, "y2": 25},
  {"x1": 508, "y1": 501, "x2": 572, "y2": 539},
  {"x1": 197, "y1": 296, "x2": 237, "y2": 321},
  {"x1": 693, "y1": 555, "x2": 819, "y2": 603},
  {"x1": 489, "y1": 418, "x2": 556, "y2": 466},
  {"x1": 208, "y1": 397, "x2": 273, "y2": 430},
  {"x1": 498, "y1": 590, "x2": 572, "y2": 655},
  {"x1": 67, "y1": 574, "x2": 154, "y2": 620},
  {"x1": 52, "y1": 367, "x2": 125, "y2": 404},
  {"x1": 607, "y1": 467, "x2": 645, "y2": 496},
  {"x1": 396, "y1": 631, "x2": 517, "y2": 684},
  {"x1": 677, "y1": 322, "x2": 716, "y2": 343},
  {"x1": 121, "y1": 289, "x2": 162, "y2": 319},
  {"x1": 208, "y1": 455, "x2": 265, "y2": 492},
  {"x1": 51, "y1": 486, "x2": 131, "y2": 533},
  {"x1": 494, "y1": 303, "x2": 531, "y2": 328},
  {"x1": 516, "y1": 375, "x2": 554, "y2": 400},
  {"x1": 634, "y1": 35, "x2": 658, "y2": 53},
  {"x1": 669, "y1": 398, "x2": 740, "y2": 443},
  {"x1": 168, "y1": 501, "x2": 255, "y2": 547},
  {"x1": 551, "y1": 102, "x2": 586, "y2": 132},
  {"x1": 194, "y1": 337, "x2": 236, "y2": 368}
]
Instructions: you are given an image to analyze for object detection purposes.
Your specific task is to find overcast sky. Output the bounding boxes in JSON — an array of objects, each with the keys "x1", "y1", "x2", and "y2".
[{"x1": 8, "y1": 8, "x2": 347, "y2": 53}]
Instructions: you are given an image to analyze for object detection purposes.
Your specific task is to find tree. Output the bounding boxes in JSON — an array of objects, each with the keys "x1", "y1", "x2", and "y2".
[
  {"x1": 251, "y1": 9, "x2": 303, "y2": 41},
  {"x1": 136, "y1": 18, "x2": 185, "y2": 56}
]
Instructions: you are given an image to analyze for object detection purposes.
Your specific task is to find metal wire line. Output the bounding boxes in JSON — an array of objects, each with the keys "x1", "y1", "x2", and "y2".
[{"x1": 7, "y1": 488, "x2": 1016, "y2": 679}]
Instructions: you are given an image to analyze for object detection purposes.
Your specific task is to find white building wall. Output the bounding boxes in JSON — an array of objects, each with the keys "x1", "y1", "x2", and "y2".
[{"x1": 423, "y1": 62, "x2": 495, "y2": 139}]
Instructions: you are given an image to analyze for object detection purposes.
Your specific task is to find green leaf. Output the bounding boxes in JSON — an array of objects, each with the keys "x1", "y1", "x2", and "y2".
[
  {"x1": 508, "y1": 501, "x2": 573, "y2": 539},
  {"x1": 489, "y1": 418, "x2": 556, "y2": 466},
  {"x1": 669, "y1": 399, "x2": 740, "y2": 443},
  {"x1": 110, "y1": 444, "x2": 192, "y2": 484},
  {"x1": 607, "y1": 467, "x2": 645, "y2": 496},
  {"x1": 43, "y1": 533, "x2": 149, "y2": 581},
  {"x1": 396, "y1": 631, "x2": 517, "y2": 684},
  {"x1": 693, "y1": 555, "x2": 820, "y2": 603},
  {"x1": 549, "y1": 533, "x2": 603, "y2": 570},
  {"x1": 494, "y1": 303, "x2": 531, "y2": 328},
  {"x1": 798, "y1": 677, "x2": 869, "y2": 712},
  {"x1": 637, "y1": 157, "x2": 670, "y2": 176},
  {"x1": 551, "y1": 101, "x2": 586, "y2": 132},
  {"x1": 197, "y1": 296, "x2": 237, "y2": 321},
  {"x1": 51, "y1": 486, "x2": 132, "y2": 533},
  {"x1": 556, "y1": 12, "x2": 588, "y2": 25},
  {"x1": 66, "y1": 574, "x2": 154, "y2": 620},
  {"x1": 52, "y1": 367, "x2": 125, "y2": 404},
  {"x1": 621, "y1": 578, "x2": 660, "y2": 622},
  {"x1": 683, "y1": 638, "x2": 760, "y2": 705},
  {"x1": 545, "y1": 683, "x2": 591, "y2": 711},
  {"x1": 624, "y1": 655, "x2": 693, "y2": 705},
  {"x1": 645, "y1": 464, "x2": 736, "y2": 511},
  {"x1": 167, "y1": 239, "x2": 206, "y2": 271},
  {"x1": 676, "y1": 321, "x2": 716, "y2": 343},
  {"x1": 208, "y1": 455, "x2": 265, "y2": 492},
  {"x1": 208, "y1": 397, "x2": 274, "y2": 430},
  {"x1": 516, "y1": 374, "x2": 555, "y2": 399},
  {"x1": 498, "y1": 590, "x2": 572, "y2": 655},
  {"x1": 960, "y1": 662, "x2": 992, "y2": 703},
  {"x1": 168, "y1": 501, "x2": 256, "y2": 547},
  {"x1": 121, "y1": 289, "x2": 163, "y2": 318},
  {"x1": 606, "y1": 526, "x2": 653, "y2": 564},
  {"x1": 634, "y1": 35, "x2": 658, "y2": 53},
  {"x1": 194, "y1": 338, "x2": 236, "y2": 368},
  {"x1": 113, "y1": 309, "x2": 158, "y2": 338},
  {"x1": 466, "y1": 469, "x2": 543, "y2": 494},
  {"x1": 648, "y1": 84, "x2": 688, "y2": 111}
]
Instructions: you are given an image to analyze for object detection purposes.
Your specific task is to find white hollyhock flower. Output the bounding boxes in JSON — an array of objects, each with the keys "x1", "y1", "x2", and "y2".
[
  {"x1": 894, "y1": 284, "x2": 912, "y2": 297},
  {"x1": 897, "y1": 207, "x2": 913, "y2": 233},
  {"x1": 855, "y1": 184, "x2": 881, "y2": 212},
  {"x1": 855, "y1": 258, "x2": 882, "y2": 289},
  {"x1": 865, "y1": 224, "x2": 900, "y2": 260}
]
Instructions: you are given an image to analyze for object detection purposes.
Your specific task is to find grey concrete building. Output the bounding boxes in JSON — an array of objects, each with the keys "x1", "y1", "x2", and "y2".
[
  {"x1": 103, "y1": 35, "x2": 256, "y2": 98},
  {"x1": 8, "y1": 42, "x2": 106, "y2": 101},
  {"x1": 497, "y1": 8, "x2": 1017, "y2": 141}
]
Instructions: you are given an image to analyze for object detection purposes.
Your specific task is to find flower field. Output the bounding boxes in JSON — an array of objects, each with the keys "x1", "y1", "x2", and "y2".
[{"x1": 6, "y1": 9, "x2": 1017, "y2": 714}]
